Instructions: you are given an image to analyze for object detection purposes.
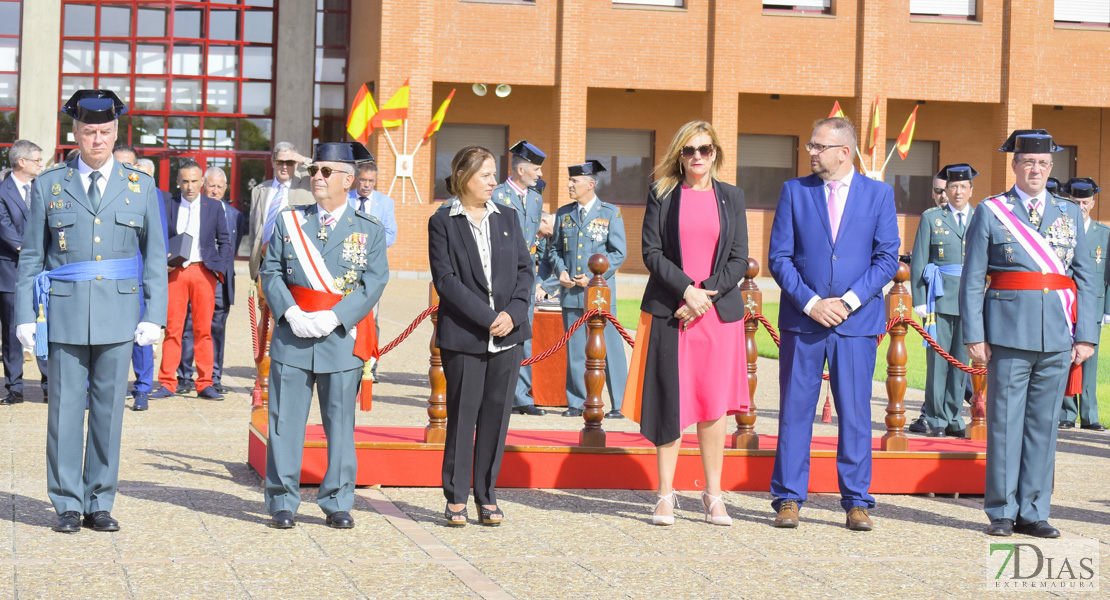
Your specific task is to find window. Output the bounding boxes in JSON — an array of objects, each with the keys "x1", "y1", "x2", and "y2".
[
  {"x1": 737, "y1": 134, "x2": 797, "y2": 210},
  {"x1": 586, "y1": 128, "x2": 654, "y2": 206},
  {"x1": 613, "y1": 0, "x2": 685, "y2": 7},
  {"x1": 1055, "y1": 1, "x2": 1110, "y2": 25},
  {"x1": 910, "y1": 1, "x2": 977, "y2": 19},
  {"x1": 313, "y1": 0, "x2": 350, "y2": 146},
  {"x1": 0, "y1": 0, "x2": 20, "y2": 162},
  {"x1": 59, "y1": 0, "x2": 276, "y2": 208},
  {"x1": 763, "y1": 1, "x2": 833, "y2": 14},
  {"x1": 433, "y1": 124, "x2": 508, "y2": 200},
  {"x1": 884, "y1": 139, "x2": 938, "y2": 214},
  {"x1": 1049, "y1": 145, "x2": 1077, "y2": 183}
]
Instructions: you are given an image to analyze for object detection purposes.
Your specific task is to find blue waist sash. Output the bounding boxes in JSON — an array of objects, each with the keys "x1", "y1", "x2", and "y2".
[
  {"x1": 921, "y1": 263, "x2": 963, "y2": 344},
  {"x1": 33, "y1": 258, "x2": 140, "y2": 358}
]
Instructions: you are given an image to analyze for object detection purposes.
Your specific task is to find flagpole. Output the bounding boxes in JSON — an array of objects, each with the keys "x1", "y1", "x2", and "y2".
[
  {"x1": 408, "y1": 172, "x2": 423, "y2": 203},
  {"x1": 879, "y1": 145, "x2": 900, "y2": 174}
]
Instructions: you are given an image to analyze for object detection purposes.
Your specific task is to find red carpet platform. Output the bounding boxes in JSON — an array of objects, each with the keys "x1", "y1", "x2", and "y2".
[{"x1": 247, "y1": 424, "x2": 987, "y2": 494}]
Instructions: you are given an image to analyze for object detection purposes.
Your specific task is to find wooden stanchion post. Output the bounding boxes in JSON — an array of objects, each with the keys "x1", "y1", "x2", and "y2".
[
  {"x1": 881, "y1": 262, "x2": 911, "y2": 451},
  {"x1": 580, "y1": 255, "x2": 610, "y2": 448},
  {"x1": 252, "y1": 288, "x2": 273, "y2": 430},
  {"x1": 967, "y1": 359, "x2": 988, "y2": 440},
  {"x1": 425, "y1": 284, "x2": 447, "y2": 444},
  {"x1": 732, "y1": 258, "x2": 760, "y2": 450}
]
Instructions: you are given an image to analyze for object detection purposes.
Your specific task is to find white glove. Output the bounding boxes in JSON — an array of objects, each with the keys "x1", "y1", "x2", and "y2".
[
  {"x1": 284, "y1": 306, "x2": 316, "y2": 339},
  {"x1": 1102, "y1": 314, "x2": 1110, "y2": 325},
  {"x1": 306, "y1": 310, "x2": 341, "y2": 338},
  {"x1": 16, "y1": 323, "x2": 35, "y2": 349},
  {"x1": 134, "y1": 322, "x2": 162, "y2": 346},
  {"x1": 913, "y1": 305, "x2": 928, "y2": 318}
]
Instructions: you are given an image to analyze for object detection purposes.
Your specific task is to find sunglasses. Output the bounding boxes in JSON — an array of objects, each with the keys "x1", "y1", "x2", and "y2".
[
  {"x1": 933, "y1": 188, "x2": 946, "y2": 195},
  {"x1": 681, "y1": 144, "x2": 715, "y2": 158},
  {"x1": 307, "y1": 165, "x2": 347, "y2": 178},
  {"x1": 274, "y1": 160, "x2": 297, "y2": 168}
]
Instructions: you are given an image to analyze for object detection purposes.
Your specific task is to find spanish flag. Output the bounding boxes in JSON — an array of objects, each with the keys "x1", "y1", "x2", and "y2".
[
  {"x1": 345, "y1": 84, "x2": 377, "y2": 144},
  {"x1": 828, "y1": 101, "x2": 846, "y2": 119},
  {"x1": 867, "y1": 96, "x2": 881, "y2": 152},
  {"x1": 370, "y1": 78, "x2": 410, "y2": 131},
  {"x1": 421, "y1": 89, "x2": 455, "y2": 143},
  {"x1": 895, "y1": 106, "x2": 919, "y2": 160}
]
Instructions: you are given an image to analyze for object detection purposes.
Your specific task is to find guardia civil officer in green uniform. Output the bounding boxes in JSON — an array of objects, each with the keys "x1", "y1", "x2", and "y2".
[
  {"x1": 550, "y1": 160, "x2": 628, "y2": 418},
  {"x1": 260, "y1": 142, "x2": 388, "y2": 530},
  {"x1": 1060, "y1": 177, "x2": 1109, "y2": 431},
  {"x1": 492, "y1": 141, "x2": 549, "y2": 416},
  {"x1": 960, "y1": 130, "x2": 1098, "y2": 538},
  {"x1": 15, "y1": 90, "x2": 168, "y2": 533},
  {"x1": 909, "y1": 163, "x2": 978, "y2": 438}
]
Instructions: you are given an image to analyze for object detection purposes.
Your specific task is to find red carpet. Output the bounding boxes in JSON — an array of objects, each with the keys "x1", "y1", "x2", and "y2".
[{"x1": 248, "y1": 425, "x2": 986, "y2": 494}]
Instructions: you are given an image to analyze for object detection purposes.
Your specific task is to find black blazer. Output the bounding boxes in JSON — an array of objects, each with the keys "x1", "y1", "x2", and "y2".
[
  {"x1": 0, "y1": 176, "x2": 30, "y2": 293},
  {"x1": 165, "y1": 193, "x2": 232, "y2": 282},
  {"x1": 640, "y1": 179, "x2": 749, "y2": 322},
  {"x1": 429, "y1": 204, "x2": 534, "y2": 353}
]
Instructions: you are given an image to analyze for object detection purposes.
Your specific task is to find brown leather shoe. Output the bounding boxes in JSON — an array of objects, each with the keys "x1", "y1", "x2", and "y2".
[
  {"x1": 773, "y1": 500, "x2": 799, "y2": 528},
  {"x1": 846, "y1": 507, "x2": 873, "y2": 531}
]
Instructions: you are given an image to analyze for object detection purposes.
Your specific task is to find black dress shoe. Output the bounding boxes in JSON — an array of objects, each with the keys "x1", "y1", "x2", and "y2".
[
  {"x1": 925, "y1": 427, "x2": 947, "y2": 438},
  {"x1": 213, "y1": 383, "x2": 230, "y2": 394},
  {"x1": 1080, "y1": 423, "x2": 1107, "y2": 431},
  {"x1": 562, "y1": 407, "x2": 583, "y2": 417},
  {"x1": 907, "y1": 415, "x2": 929, "y2": 434},
  {"x1": 1014, "y1": 520, "x2": 1060, "y2": 538},
  {"x1": 945, "y1": 426, "x2": 966, "y2": 439},
  {"x1": 197, "y1": 386, "x2": 224, "y2": 400},
  {"x1": 269, "y1": 510, "x2": 295, "y2": 529},
  {"x1": 175, "y1": 380, "x2": 195, "y2": 394},
  {"x1": 150, "y1": 386, "x2": 176, "y2": 399},
  {"x1": 53, "y1": 511, "x2": 81, "y2": 533},
  {"x1": 512, "y1": 405, "x2": 546, "y2": 416},
  {"x1": 1059, "y1": 421, "x2": 1076, "y2": 429},
  {"x1": 986, "y1": 518, "x2": 1014, "y2": 536},
  {"x1": 1, "y1": 392, "x2": 24, "y2": 405},
  {"x1": 83, "y1": 511, "x2": 119, "y2": 532},
  {"x1": 605, "y1": 410, "x2": 625, "y2": 419},
  {"x1": 325, "y1": 511, "x2": 354, "y2": 529}
]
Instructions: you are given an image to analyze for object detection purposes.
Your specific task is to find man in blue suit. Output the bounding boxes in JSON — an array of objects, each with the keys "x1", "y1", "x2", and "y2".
[
  {"x1": 961, "y1": 130, "x2": 1097, "y2": 538},
  {"x1": 768, "y1": 117, "x2": 900, "y2": 531},
  {"x1": 0, "y1": 139, "x2": 48, "y2": 405},
  {"x1": 117, "y1": 150, "x2": 168, "y2": 411}
]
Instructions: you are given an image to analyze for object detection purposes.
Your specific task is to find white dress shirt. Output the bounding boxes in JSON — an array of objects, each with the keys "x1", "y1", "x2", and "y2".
[
  {"x1": 176, "y1": 197, "x2": 203, "y2": 265},
  {"x1": 77, "y1": 157, "x2": 113, "y2": 199}
]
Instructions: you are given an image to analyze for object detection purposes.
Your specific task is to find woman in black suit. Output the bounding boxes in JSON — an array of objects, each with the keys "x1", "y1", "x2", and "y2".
[
  {"x1": 428, "y1": 145, "x2": 534, "y2": 527},
  {"x1": 624, "y1": 121, "x2": 749, "y2": 526}
]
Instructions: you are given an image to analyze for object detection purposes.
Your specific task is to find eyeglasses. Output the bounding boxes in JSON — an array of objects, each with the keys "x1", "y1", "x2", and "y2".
[
  {"x1": 805, "y1": 143, "x2": 844, "y2": 154},
  {"x1": 1016, "y1": 158, "x2": 1053, "y2": 170},
  {"x1": 933, "y1": 188, "x2": 946, "y2": 195},
  {"x1": 680, "y1": 144, "x2": 715, "y2": 158},
  {"x1": 22, "y1": 157, "x2": 43, "y2": 165},
  {"x1": 274, "y1": 160, "x2": 297, "y2": 168},
  {"x1": 307, "y1": 165, "x2": 348, "y2": 178}
]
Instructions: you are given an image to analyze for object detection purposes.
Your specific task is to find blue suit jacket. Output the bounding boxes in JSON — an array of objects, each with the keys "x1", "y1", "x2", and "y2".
[
  {"x1": 165, "y1": 194, "x2": 231, "y2": 281},
  {"x1": 0, "y1": 176, "x2": 30, "y2": 293},
  {"x1": 219, "y1": 202, "x2": 246, "y2": 305},
  {"x1": 769, "y1": 173, "x2": 900, "y2": 337}
]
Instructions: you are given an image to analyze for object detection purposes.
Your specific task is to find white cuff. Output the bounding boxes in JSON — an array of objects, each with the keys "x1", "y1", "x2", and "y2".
[
  {"x1": 803, "y1": 295, "x2": 819, "y2": 316},
  {"x1": 842, "y1": 291, "x2": 861, "y2": 312}
]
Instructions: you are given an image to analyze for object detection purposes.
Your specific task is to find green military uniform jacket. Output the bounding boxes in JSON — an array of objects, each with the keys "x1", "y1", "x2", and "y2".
[
  {"x1": 911, "y1": 205, "x2": 973, "y2": 316},
  {"x1": 15, "y1": 159, "x2": 168, "y2": 343},
  {"x1": 550, "y1": 197, "x2": 626, "y2": 309},
  {"x1": 260, "y1": 204, "x2": 388, "y2": 373},
  {"x1": 1085, "y1": 220, "x2": 1110, "y2": 319}
]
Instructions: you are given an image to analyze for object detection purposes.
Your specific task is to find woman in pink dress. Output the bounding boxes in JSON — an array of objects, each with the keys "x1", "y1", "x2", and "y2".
[{"x1": 623, "y1": 121, "x2": 750, "y2": 526}]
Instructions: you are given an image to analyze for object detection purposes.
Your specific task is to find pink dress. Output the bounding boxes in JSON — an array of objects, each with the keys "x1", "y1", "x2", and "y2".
[{"x1": 676, "y1": 186, "x2": 750, "y2": 429}]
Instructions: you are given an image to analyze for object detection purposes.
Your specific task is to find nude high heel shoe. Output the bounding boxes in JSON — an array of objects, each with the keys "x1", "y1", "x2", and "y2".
[
  {"x1": 702, "y1": 491, "x2": 733, "y2": 526},
  {"x1": 652, "y1": 491, "x2": 678, "y2": 526}
]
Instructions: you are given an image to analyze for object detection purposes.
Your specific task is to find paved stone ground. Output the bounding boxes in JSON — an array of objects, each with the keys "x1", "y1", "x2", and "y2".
[{"x1": 1, "y1": 274, "x2": 1107, "y2": 599}]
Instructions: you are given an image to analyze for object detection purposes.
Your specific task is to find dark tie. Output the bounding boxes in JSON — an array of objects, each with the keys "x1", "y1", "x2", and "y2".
[
  {"x1": 88, "y1": 171, "x2": 102, "y2": 211},
  {"x1": 956, "y1": 212, "x2": 964, "y2": 234},
  {"x1": 22, "y1": 184, "x2": 30, "y2": 209},
  {"x1": 358, "y1": 196, "x2": 368, "y2": 212},
  {"x1": 579, "y1": 206, "x2": 587, "y2": 223}
]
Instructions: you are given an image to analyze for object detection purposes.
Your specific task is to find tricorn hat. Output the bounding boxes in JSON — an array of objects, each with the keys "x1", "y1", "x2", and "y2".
[
  {"x1": 1061, "y1": 177, "x2": 1100, "y2": 199},
  {"x1": 530, "y1": 178, "x2": 547, "y2": 194},
  {"x1": 999, "y1": 129, "x2": 1062, "y2": 153},
  {"x1": 313, "y1": 142, "x2": 374, "y2": 163},
  {"x1": 568, "y1": 160, "x2": 607, "y2": 177},
  {"x1": 1046, "y1": 177, "x2": 1062, "y2": 194},
  {"x1": 61, "y1": 89, "x2": 128, "y2": 124},
  {"x1": 509, "y1": 140, "x2": 546, "y2": 166},
  {"x1": 936, "y1": 163, "x2": 978, "y2": 182}
]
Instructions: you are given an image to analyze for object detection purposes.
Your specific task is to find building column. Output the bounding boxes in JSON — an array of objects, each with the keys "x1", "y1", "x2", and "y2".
[
  {"x1": 992, "y1": 2, "x2": 1039, "y2": 194},
  {"x1": 705, "y1": 0, "x2": 741, "y2": 184},
  {"x1": 273, "y1": 0, "x2": 316, "y2": 153},
  {"x1": 856, "y1": 0, "x2": 886, "y2": 176},
  {"x1": 551, "y1": 1, "x2": 588, "y2": 211},
  {"x1": 18, "y1": 0, "x2": 61, "y2": 159}
]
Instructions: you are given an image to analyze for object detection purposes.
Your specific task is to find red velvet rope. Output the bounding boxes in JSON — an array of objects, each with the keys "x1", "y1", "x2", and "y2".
[{"x1": 379, "y1": 304, "x2": 438, "y2": 356}]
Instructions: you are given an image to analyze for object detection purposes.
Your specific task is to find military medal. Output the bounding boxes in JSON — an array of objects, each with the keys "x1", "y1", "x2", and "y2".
[
  {"x1": 58, "y1": 230, "x2": 67, "y2": 252},
  {"x1": 51, "y1": 183, "x2": 61, "y2": 196},
  {"x1": 1097, "y1": 246, "x2": 1103, "y2": 265},
  {"x1": 128, "y1": 171, "x2": 141, "y2": 193},
  {"x1": 935, "y1": 218, "x2": 943, "y2": 227},
  {"x1": 318, "y1": 225, "x2": 328, "y2": 242},
  {"x1": 938, "y1": 247, "x2": 944, "y2": 258}
]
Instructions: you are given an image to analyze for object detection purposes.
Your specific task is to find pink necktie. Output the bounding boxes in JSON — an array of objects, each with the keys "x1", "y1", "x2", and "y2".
[{"x1": 827, "y1": 180, "x2": 843, "y2": 242}]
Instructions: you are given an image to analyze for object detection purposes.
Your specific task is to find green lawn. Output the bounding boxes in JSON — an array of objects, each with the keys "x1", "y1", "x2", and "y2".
[{"x1": 615, "y1": 298, "x2": 1110, "y2": 426}]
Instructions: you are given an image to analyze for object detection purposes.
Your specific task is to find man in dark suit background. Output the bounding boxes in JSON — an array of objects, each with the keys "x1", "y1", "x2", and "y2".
[
  {"x1": 178, "y1": 166, "x2": 246, "y2": 394},
  {"x1": 0, "y1": 139, "x2": 48, "y2": 405},
  {"x1": 767, "y1": 117, "x2": 900, "y2": 531},
  {"x1": 151, "y1": 159, "x2": 231, "y2": 400}
]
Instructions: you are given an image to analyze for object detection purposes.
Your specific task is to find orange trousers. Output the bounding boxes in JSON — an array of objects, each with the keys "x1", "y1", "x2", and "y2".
[{"x1": 159, "y1": 264, "x2": 217, "y2": 392}]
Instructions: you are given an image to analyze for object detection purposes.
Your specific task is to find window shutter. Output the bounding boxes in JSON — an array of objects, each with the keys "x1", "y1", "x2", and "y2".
[
  {"x1": 910, "y1": 0, "x2": 977, "y2": 17},
  {"x1": 738, "y1": 134, "x2": 795, "y2": 169}
]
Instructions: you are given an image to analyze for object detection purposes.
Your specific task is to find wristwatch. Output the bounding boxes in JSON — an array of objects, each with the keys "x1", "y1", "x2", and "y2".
[{"x1": 840, "y1": 299, "x2": 852, "y2": 313}]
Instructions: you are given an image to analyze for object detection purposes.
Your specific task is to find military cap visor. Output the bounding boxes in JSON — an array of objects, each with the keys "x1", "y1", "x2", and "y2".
[
  {"x1": 1062, "y1": 177, "x2": 1100, "y2": 198},
  {"x1": 509, "y1": 140, "x2": 546, "y2": 166},
  {"x1": 61, "y1": 89, "x2": 128, "y2": 124},
  {"x1": 313, "y1": 142, "x2": 374, "y2": 164},
  {"x1": 999, "y1": 128, "x2": 1062, "y2": 153},
  {"x1": 937, "y1": 163, "x2": 978, "y2": 182},
  {"x1": 568, "y1": 160, "x2": 607, "y2": 177}
]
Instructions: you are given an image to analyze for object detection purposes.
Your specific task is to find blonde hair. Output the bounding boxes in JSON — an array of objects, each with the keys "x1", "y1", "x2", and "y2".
[
  {"x1": 652, "y1": 121, "x2": 725, "y2": 199},
  {"x1": 446, "y1": 145, "x2": 495, "y2": 198}
]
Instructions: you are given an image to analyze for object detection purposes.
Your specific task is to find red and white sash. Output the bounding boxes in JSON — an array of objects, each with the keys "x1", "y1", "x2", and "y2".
[
  {"x1": 282, "y1": 210, "x2": 341, "y2": 294},
  {"x1": 983, "y1": 196, "x2": 1076, "y2": 335}
]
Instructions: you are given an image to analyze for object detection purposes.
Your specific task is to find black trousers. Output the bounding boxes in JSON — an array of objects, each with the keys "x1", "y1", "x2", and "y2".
[
  {"x1": 441, "y1": 344, "x2": 523, "y2": 506},
  {"x1": 0, "y1": 290, "x2": 47, "y2": 395}
]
